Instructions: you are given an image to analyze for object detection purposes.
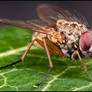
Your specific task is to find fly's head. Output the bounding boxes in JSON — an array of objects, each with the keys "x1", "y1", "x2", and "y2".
[{"x1": 79, "y1": 31, "x2": 92, "y2": 57}]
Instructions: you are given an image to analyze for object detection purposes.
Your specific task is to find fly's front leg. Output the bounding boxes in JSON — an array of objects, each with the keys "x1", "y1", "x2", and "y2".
[{"x1": 74, "y1": 50, "x2": 92, "y2": 79}]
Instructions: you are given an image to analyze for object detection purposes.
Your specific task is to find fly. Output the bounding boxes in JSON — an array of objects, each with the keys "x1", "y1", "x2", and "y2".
[{"x1": 0, "y1": 4, "x2": 92, "y2": 87}]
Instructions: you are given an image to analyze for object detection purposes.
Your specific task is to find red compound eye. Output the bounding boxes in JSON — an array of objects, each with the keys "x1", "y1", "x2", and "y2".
[{"x1": 79, "y1": 31, "x2": 92, "y2": 51}]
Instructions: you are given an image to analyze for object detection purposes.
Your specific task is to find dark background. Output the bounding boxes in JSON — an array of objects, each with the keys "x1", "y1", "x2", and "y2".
[{"x1": 0, "y1": 1, "x2": 92, "y2": 25}]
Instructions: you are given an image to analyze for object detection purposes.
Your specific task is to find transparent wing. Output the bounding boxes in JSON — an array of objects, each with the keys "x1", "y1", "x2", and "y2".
[
  {"x1": 0, "y1": 18, "x2": 53, "y2": 35},
  {"x1": 37, "y1": 4, "x2": 89, "y2": 28},
  {"x1": 70, "y1": 9, "x2": 89, "y2": 28},
  {"x1": 25, "y1": 19, "x2": 50, "y2": 33}
]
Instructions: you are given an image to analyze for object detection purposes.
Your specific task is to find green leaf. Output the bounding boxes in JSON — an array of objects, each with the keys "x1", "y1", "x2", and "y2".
[{"x1": 0, "y1": 26, "x2": 92, "y2": 91}]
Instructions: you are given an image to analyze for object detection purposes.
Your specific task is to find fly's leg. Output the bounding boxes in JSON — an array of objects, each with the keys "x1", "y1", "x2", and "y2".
[
  {"x1": 33, "y1": 37, "x2": 66, "y2": 87},
  {"x1": 0, "y1": 37, "x2": 66, "y2": 87},
  {"x1": 43, "y1": 37, "x2": 66, "y2": 58},
  {"x1": 0, "y1": 38, "x2": 44, "y2": 70},
  {"x1": 74, "y1": 50, "x2": 92, "y2": 79},
  {"x1": 33, "y1": 37, "x2": 53, "y2": 87},
  {"x1": 21, "y1": 38, "x2": 43, "y2": 61},
  {"x1": 0, "y1": 59, "x2": 22, "y2": 70}
]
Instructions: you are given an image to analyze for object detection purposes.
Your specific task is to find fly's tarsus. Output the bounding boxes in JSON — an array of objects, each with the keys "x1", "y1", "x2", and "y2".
[{"x1": 0, "y1": 59, "x2": 22, "y2": 70}]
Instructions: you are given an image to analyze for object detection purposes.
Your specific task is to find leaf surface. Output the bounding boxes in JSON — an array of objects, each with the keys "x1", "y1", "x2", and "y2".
[{"x1": 0, "y1": 26, "x2": 92, "y2": 91}]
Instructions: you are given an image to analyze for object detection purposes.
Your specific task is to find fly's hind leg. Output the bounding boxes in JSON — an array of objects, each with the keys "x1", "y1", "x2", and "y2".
[
  {"x1": 0, "y1": 37, "x2": 66, "y2": 87},
  {"x1": 0, "y1": 38, "x2": 44, "y2": 70},
  {"x1": 21, "y1": 38, "x2": 44, "y2": 61}
]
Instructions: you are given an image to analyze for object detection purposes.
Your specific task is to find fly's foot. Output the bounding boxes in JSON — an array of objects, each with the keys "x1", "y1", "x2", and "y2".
[{"x1": 33, "y1": 83, "x2": 40, "y2": 88}]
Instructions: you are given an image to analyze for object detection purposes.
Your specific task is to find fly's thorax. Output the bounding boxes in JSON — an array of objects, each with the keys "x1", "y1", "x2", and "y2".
[
  {"x1": 56, "y1": 19, "x2": 88, "y2": 45},
  {"x1": 54, "y1": 19, "x2": 88, "y2": 58},
  {"x1": 48, "y1": 31, "x2": 66, "y2": 43}
]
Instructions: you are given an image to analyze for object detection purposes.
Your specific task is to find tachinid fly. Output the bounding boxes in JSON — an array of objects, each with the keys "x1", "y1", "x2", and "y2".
[{"x1": 0, "y1": 4, "x2": 92, "y2": 87}]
